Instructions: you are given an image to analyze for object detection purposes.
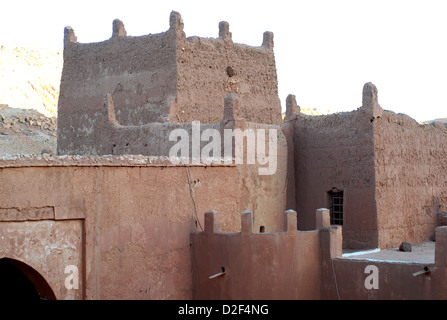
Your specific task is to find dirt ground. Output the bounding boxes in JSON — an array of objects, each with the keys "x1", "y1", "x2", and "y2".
[{"x1": 0, "y1": 104, "x2": 56, "y2": 156}]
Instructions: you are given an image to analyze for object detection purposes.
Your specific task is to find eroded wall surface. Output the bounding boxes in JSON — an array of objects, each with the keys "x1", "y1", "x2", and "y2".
[
  {"x1": 175, "y1": 24, "x2": 281, "y2": 125},
  {"x1": 57, "y1": 12, "x2": 282, "y2": 156},
  {"x1": 58, "y1": 21, "x2": 178, "y2": 155},
  {"x1": 374, "y1": 111, "x2": 447, "y2": 248},
  {"x1": 0, "y1": 218, "x2": 83, "y2": 300},
  {"x1": 293, "y1": 106, "x2": 378, "y2": 249},
  {"x1": 292, "y1": 82, "x2": 447, "y2": 250}
]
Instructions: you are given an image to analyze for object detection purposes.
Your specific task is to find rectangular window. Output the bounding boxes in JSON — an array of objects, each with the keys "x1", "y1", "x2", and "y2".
[{"x1": 329, "y1": 190, "x2": 344, "y2": 225}]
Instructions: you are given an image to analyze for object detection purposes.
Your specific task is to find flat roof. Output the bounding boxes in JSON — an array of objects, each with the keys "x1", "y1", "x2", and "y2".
[{"x1": 338, "y1": 241, "x2": 435, "y2": 264}]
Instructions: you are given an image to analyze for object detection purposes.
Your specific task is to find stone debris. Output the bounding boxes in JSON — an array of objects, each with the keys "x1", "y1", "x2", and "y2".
[
  {"x1": 0, "y1": 104, "x2": 56, "y2": 134},
  {"x1": 399, "y1": 242, "x2": 412, "y2": 252},
  {"x1": 0, "y1": 104, "x2": 57, "y2": 155}
]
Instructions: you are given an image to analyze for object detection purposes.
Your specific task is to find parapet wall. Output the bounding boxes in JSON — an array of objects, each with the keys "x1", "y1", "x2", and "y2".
[
  {"x1": 175, "y1": 21, "x2": 280, "y2": 125},
  {"x1": 191, "y1": 208, "x2": 342, "y2": 299},
  {"x1": 192, "y1": 209, "x2": 447, "y2": 300},
  {"x1": 331, "y1": 226, "x2": 447, "y2": 300},
  {"x1": 96, "y1": 92, "x2": 285, "y2": 161}
]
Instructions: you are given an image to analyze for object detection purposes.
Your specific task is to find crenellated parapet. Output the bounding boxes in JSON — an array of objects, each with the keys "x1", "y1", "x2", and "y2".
[
  {"x1": 362, "y1": 82, "x2": 383, "y2": 120},
  {"x1": 112, "y1": 19, "x2": 127, "y2": 38},
  {"x1": 201, "y1": 207, "x2": 336, "y2": 234},
  {"x1": 58, "y1": 11, "x2": 281, "y2": 156},
  {"x1": 191, "y1": 207, "x2": 342, "y2": 299},
  {"x1": 63, "y1": 26, "x2": 77, "y2": 47},
  {"x1": 218, "y1": 21, "x2": 232, "y2": 42}
]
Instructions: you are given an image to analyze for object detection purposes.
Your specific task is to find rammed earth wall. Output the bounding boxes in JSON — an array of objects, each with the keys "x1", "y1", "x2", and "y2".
[
  {"x1": 57, "y1": 11, "x2": 281, "y2": 156},
  {"x1": 292, "y1": 91, "x2": 378, "y2": 249},
  {"x1": 374, "y1": 111, "x2": 447, "y2": 248},
  {"x1": 292, "y1": 82, "x2": 447, "y2": 250}
]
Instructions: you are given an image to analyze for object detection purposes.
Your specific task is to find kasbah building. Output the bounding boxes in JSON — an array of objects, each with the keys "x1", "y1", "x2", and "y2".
[{"x1": 1, "y1": 11, "x2": 447, "y2": 300}]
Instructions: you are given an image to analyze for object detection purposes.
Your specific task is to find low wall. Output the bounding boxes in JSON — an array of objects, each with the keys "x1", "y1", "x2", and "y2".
[
  {"x1": 325, "y1": 226, "x2": 447, "y2": 300},
  {"x1": 331, "y1": 259, "x2": 432, "y2": 299},
  {"x1": 192, "y1": 212, "x2": 447, "y2": 300},
  {"x1": 191, "y1": 209, "x2": 342, "y2": 299}
]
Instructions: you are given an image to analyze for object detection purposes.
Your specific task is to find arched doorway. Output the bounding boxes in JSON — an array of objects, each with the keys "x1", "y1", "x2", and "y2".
[{"x1": 0, "y1": 258, "x2": 56, "y2": 300}]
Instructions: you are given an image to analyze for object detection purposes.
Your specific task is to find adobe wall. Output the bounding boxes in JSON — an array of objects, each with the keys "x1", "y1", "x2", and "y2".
[
  {"x1": 191, "y1": 209, "x2": 342, "y2": 299},
  {"x1": 373, "y1": 110, "x2": 447, "y2": 248},
  {"x1": 57, "y1": 11, "x2": 282, "y2": 156},
  {"x1": 292, "y1": 87, "x2": 379, "y2": 249},
  {"x1": 290, "y1": 82, "x2": 447, "y2": 250},
  {"x1": 77, "y1": 92, "x2": 286, "y2": 161},
  {"x1": 174, "y1": 22, "x2": 281, "y2": 125},
  {"x1": 330, "y1": 259, "x2": 432, "y2": 299},
  {"x1": 58, "y1": 18, "x2": 179, "y2": 155},
  {"x1": 326, "y1": 226, "x2": 447, "y2": 300},
  {"x1": 192, "y1": 209, "x2": 447, "y2": 300},
  {"x1": 0, "y1": 219, "x2": 84, "y2": 300},
  {"x1": 0, "y1": 154, "x2": 286, "y2": 299}
]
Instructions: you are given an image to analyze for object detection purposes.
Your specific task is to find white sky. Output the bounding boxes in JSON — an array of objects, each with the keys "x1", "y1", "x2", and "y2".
[{"x1": 2, "y1": 0, "x2": 447, "y2": 121}]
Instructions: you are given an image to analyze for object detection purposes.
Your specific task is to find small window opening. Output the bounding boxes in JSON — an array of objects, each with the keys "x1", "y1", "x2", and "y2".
[
  {"x1": 329, "y1": 190, "x2": 344, "y2": 225},
  {"x1": 259, "y1": 226, "x2": 265, "y2": 233}
]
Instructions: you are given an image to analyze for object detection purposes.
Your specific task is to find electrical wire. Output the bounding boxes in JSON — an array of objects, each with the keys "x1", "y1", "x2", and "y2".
[{"x1": 185, "y1": 166, "x2": 203, "y2": 231}]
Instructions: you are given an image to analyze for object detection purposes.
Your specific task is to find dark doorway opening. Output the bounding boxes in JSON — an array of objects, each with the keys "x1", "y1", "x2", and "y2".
[{"x1": 0, "y1": 258, "x2": 56, "y2": 300}]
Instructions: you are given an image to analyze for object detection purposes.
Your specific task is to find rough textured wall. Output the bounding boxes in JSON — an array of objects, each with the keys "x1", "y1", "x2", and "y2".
[
  {"x1": 374, "y1": 111, "x2": 447, "y2": 248},
  {"x1": 58, "y1": 16, "x2": 180, "y2": 155},
  {"x1": 57, "y1": 11, "x2": 282, "y2": 156},
  {"x1": 0, "y1": 155, "x2": 286, "y2": 299},
  {"x1": 0, "y1": 219, "x2": 83, "y2": 300},
  {"x1": 292, "y1": 83, "x2": 384, "y2": 250},
  {"x1": 293, "y1": 106, "x2": 378, "y2": 249},
  {"x1": 174, "y1": 23, "x2": 281, "y2": 125},
  {"x1": 291, "y1": 82, "x2": 447, "y2": 250}
]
